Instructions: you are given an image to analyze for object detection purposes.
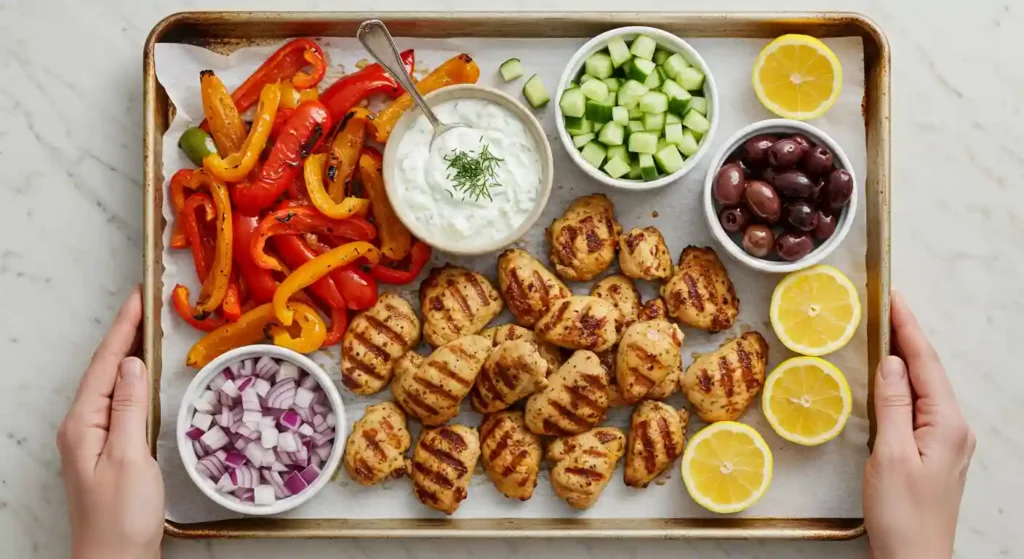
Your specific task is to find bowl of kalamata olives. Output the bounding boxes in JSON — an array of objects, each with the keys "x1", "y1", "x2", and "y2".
[{"x1": 703, "y1": 119, "x2": 857, "y2": 273}]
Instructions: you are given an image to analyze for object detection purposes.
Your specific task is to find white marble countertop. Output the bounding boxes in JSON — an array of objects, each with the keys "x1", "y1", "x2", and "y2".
[{"x1": 1, "y1": 0, "x2": 1019, "y2": 557}]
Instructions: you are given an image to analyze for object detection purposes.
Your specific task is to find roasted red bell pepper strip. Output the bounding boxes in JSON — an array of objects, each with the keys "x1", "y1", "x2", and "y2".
[
  {"x1": 185, "y1": 301, "x2": 325, "y2": 368},
  {"x1": 232, "y1": 213, "x2": 279, "y2": 304},
  {"x1": 229, "y1": 39, "x2": 327, "y2": 118},
  {"x1": 172, "y1": 285, "x2": 225, "y2": 332},
  {"x1": 370, "y1": 240, "x2": 433, "y2": 285},
  {"x1": 169, "y1": 169, "x2": 196, "y2": 249},
  {"x1": 186, "y1": 171, "x2": 233, "y2": 318},
  {"x1": 274, "y1": 242, "x2": 381, "y2": 325},
  {"x1": 180, "y1": 193, "x2": 216, "y2": 280},
  {"x1": 272, "y1": 234, "x2": 348, "y2": 310},
  {"x1": 303, "y1": 233, "x2": 379, "y2": 310},
  {"x1": 221, "y1": 271, "x2": 242, "y2": 322},
  {"x1": 251, "y1": 207, "x2": 377, "y2": 272},
  {"x1": 320, "y1": 49, "x2": 414, "y2": 121},
  {"x1": 322, "y1": 306, "x2": 348, "y2": 347},
  {"x1": 269, "y1": 108, "x2": 295, "y2": 142},
  {"x1": 231, "y1": 101, "x2": 332, "y2": 215}
]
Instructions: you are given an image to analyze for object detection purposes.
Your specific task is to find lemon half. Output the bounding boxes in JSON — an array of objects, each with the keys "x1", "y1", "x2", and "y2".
[
  {"x1": 762, "y1": 356, "x2": 853, "y2": 446},
  {"x1": 752, "y1": 34, "x2": 842, "y2": 120},
  {"x1": 770, "y1": 265, "x2": 861, "y2": 356},
  {"x1": 681, "y1": 422, "x2": 773, "y2": 514}
]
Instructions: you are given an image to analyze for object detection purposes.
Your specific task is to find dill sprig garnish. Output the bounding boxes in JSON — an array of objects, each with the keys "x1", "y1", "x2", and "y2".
[{"x1": 444, "y1": 140, "x2": 504, "y2": 202}]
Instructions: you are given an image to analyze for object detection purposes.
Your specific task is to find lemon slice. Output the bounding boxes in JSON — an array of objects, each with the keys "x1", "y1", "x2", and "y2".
[
  {"x1": 681, "y1": 422, "x2": 773, "y2": 514},
  {"x1": 762, "y1": 356, "x2": 852, "y2": 446},
  {"x1": 752, "y1": 34, "x2": 842, "y2": 120},
  {"x1": 770, "y1": 265, "x2": 861, "y2": 356}
]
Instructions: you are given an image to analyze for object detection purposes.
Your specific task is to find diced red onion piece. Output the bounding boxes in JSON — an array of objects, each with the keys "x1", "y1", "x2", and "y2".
[
  {"x1": 314, "y1": 444, "x2": 332, "y2": 462},
  {"x1": 311, "y1": 390, "x2": 325, "y2": 406},
  {"x1": 185, "y1": 427, "x2": 205, "y2": 440},
  {"x1": 218, "y1": 392, "x2": 233, "y2": 406},
  {"x1": 312, "y1": 414, "x2": 325, "y2": 430},
  {"x1": 233, "y1": 437, "x2": 250, "y2": 451},
  {"x1": 244, "y1": 441, "x2": 265, "y2": 466},
  {"x1": 311, "y1": 403, "x2": 331, "y2": 415},
  {"x1": 254, "y1": 378, "x2": 271, "y2": 397},
  {"x1": 200, "y1": 426, "x2": 229, "y2": 451},
  {"x1": 258, "y1": 416, "x2": 276, "y2": 430},
  {"x1": 230, "y1": 464, "x2": 258, "y2": 488},
  {"x1": 263, "y1": 447, "x2": 278, "y2": 467},
  {"x1": 278, "y1": 410, "x2": 302, "y2": 432},
  {"x1": 253, "y1": 484, "x2": 275, "y2": 505},
  {"x1": 214, "y1": 449, "x2": 228, "y2": 460},
  {"x1": 261, "y1": 427, "x2": 279, "y2": 449},
  {"x1": 298, "y1": 464, "x2": 321, "y2": 485},
  {"x1": 216, "y1": 473, "x2": 236, "y2": 492},
  {"x1": 234, "y1": 488, "x2": 255, "y2": 502},
  {"x1": 283, "y1": 471, "x2": 309, "y2": 495},
  {"x1": 237, "y1": 377, "x2": 255, "y2": 392},
  {"x1": 297, "y1": 423, "x2": 314, "y2": 437},
  {"x1": 240, "y1": 358, "x2": 255, "y2": 377},
  {"x1": 266, "y1": 380, "x2": 297, "y2": 409},
  {"x1": 294, "y1": 405, "x2": 313, "y2": 423},
  {"x1": 223, "y1": 451, "x2": 247, "y2": 469},
  {"x1": 311, "y1": 429, "x2": 335, "y2": 447},
  {"x1": 299, "y1": 374, "x2": 319, "y2": 390},
  {"x1": 277, "y1": 432, "x2": 298, "y2": 453},
  {"x1": 216, "y1": 408, "x2": 233, "y2": 428},
  {"x1": 277, "y1": 449, "x2": 293, "y2": 465},
  {"x1": 271, "y1": 461, "x2": 289, "y2": 473},
  {"x1": 209, "y1": 372, "x2": 229, "y2": 391},
  {"x1": 220, "y1": 379, "x2": 240, "y2": 398},
  {"x1": 326, "y1": 413, "x2": 337, "y2": 428},
  {"x1": 198, "y1": 455, "x2": 227, "y2": 480},
  {"x1": 242, "y1": 410, "x2": 262, "y2": 425},
  {"x1": 236, "y1": 424, "x2": 254, "y2": 439},
  {"x1": 192, "y1": 411, "x2": 214, "y2": 431},
  {"x1": 227, "y1": 361, "x2": 242, "y2": 376},
  {"x1": 192, "y1": 440, "x2": 206, "y2": 457},
  {"x1": 194, "y1": 392, "x2": 216, "y2": 414},
  {"x1": 293, "y1": 387, "x2": 315, "y2": 408},
  {"x1": 311, "y1": 452, "x2": 322, "y2": 468},
  {"x1": 255, "y1": 356, "x2": 279, "y2": 379},
  {"x1": 276, "y1": 362, "x2": 300, "y2": 382},
  {"x1": 292, "y1": 446, "x2": 310, "y2": 467}
]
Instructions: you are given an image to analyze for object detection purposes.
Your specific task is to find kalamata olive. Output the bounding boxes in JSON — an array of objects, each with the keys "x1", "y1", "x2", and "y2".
[
  {"x1": 713, "y1": 163, "x2": 746, "y2": 206},
  {"x1": 784, "y1": 201, "x2": 819, "y2": 232},
  {"x1": 727, "y1": 156, "x2": 752, "y2": 176},
  {"x1": 743, "y1": 180, "x2": 782, "y2": 224},
  {"x1": 802, "y1": 145, "x2": 834, "y2": 178},
  {"x1": 761, "y1": 167, "x2": 777, "y2": 186},
  {"x1": 790, "y1": 134, "x2": 813, "y2": 151},
  {"x1": 774, "y1": 170, "x2": 816, "y2": 199},
  {"x1": 815, "y1": 207, "x2": 839, "y2": 241},
  {"x1": 776, "y1": 231, "x2": 815, "y2": 261},
  {"x1": 768, "y1": 139, "x2": 805, "y2": 170},
  {"x1": 719, "y1": 206, "x2": 753, "y2": 233},
  {"x1": 826, "y1": 168, "x2": 854, "y2": 208},
  {"x1": 742, "y1": 225, "x2": 775, "y2": 258},
  {"x1": 740, "y1": 135, "x2": 778, "y2": 169}
]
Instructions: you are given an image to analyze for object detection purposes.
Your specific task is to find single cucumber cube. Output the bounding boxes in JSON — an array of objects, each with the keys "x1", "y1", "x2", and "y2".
[
  {"x1": 572, "y1": 133, "x2": 596, "y2": 149},
  {"x1": 627, "y1": 158, "x2": 643, "y2": 180},
  {"x1": 603, "y1": 90, "x2": 618, "y2": 104},
  {"x1": 559, "y1": 88, "x2": 586, "y2": 118},
  {"x1": 653, "y1": 49, "x2": 671, "y2": 65},
  {"x1": 616, "y1": 79, "x2": 649, "y2": 109},
  {"x1": 688, "y1": 96, "x2": 708, "y2": 115},
  {"x1": 593, "y1": 121, "x2": 605, "y2": 133},
  {"x1": 612, "y1": 106, "x2": 629, "y2": 126},
  {"x1": 580, "y1": 74, "x2": 596, "y2": 84},
  {"x1": 665, "y1": 112, "x2": 682, "y2": 125},
  {"x1": 580, "y1": 79, "x2": 609, "y2": 101},
  {"x1": 656, "y1": 138, "x2": 671, "y2": 153},
  {"x1": 603, "y1": 156, "x2": 631, "y2": 179},
  {"x1": 627, "y1": 120, "x2": 646, "y2": 134},
  {"x1": 499, "y1": 58, "x2": 525, "y2": 82},
  {"x1": 523, "y1": 75, "x2": 550, "y2": 108},
  {"x1": 627, "y1": 106, "x2": 644, "y2": 119},
  {"x1": 620, "y1": 59, "x2": 633, "y2": 78},
  {"x1": 597, "y1": 122, "x2": 625, "y2": 146},
  {"x1": 602, "y1": 78, "x2": 622, "y2": 93},
  {"x1": 639, "y1": 91, "x2": 669, "y2": 114},
  {"x1": 639, "y1": 153, "x2": 659, "y2": 180},
  {"x1": 664, "y1": 122, "x2": 684, "y2": 145},
  {"x1": 677, "y1": 129, "x2": 700, "y2": 156},
  {"x1": 564, "y1": 116, "x2": 593, "y2": 135},
  {"x1": 643, "y1": 112, "x2": 666, "y2": 132},
  {"x1": 660, "y1": 78, "x2": 690, "y2": 101},
  {"x1": 675, "y1": 66, "x2": 706, "y2": 91},
  {"x1": 628, "y1": 131, "x2": 659, "y2": 154},
  {"x1": 661, "y1": 52, "x2": 692, "y2": 79},
  {"x1": 654, "y1": 144, "x2": 685, "y2": 174},
  {"x1": 630, "y1": 35, "x2": 658, "y2": 61},
  {"x1": 668, "y1": 94, "x2": 693, "y2": 115},
  {"x1": 580, "y1": 141, "x2": 607, "y2": 168},
  {"x1": 643, "y1": 67, "x2": 663, "y2": 89},
  {"x1": 682, "y1": 109, "x2": 711, "y2": 135},
  {"x1": 606, "y1": 145, "x2": 628, "y2": 163},
  {"x1": 585, "y1": 100, "x2": 614, "y2": 123},
  {"x1": 584, "y1": 52, "x2": 614, "y2": 79},
  {"x1": 607, "y1": 38, "x2": 632, "y2": 68},
  {"x1": 627, "y1": 58, "x2": 656, "y2": 83}
]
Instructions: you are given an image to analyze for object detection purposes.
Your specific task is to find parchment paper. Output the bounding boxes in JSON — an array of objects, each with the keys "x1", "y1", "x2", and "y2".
[{"x1": 155, "y1": 36, "x2": 868, "y2": 523}]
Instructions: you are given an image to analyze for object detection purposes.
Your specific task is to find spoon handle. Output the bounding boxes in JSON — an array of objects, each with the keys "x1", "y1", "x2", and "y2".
[{"x1": 357, "y1": 20, "x2": 442, "y2": 130}]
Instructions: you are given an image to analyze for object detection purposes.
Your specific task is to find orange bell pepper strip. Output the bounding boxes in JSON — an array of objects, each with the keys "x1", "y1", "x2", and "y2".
[
  {"x1": 358, "y1": 150, "x2": 411, "y2": 260},
  {"x1": 221, "y1": 271, "x2": 242, "y2": 322},
  {"x1": 326, "y1": 107, "x2": 370, "y2": 201},
  {"x1": 266, "y1": 303, "x2": 327, "y2": 354},
  {"x1": 169, "y1": 169, "x2": 196, "y2": 249},
  {"x1": 273, "y1": 241, "x2": 380, "y2": 326},
  {"x1": 185, "y1": 301, "x2": 325, "y2": 368},
  {"x1": 203, "y1": 83, "x2": 281, "y2": 183},
  {"x1": 280, "y1": 80, "x2": 320, "y2": 109},
  {"x1": 186, "y1": 171, "x2": 233, "y2": 318},
  {"x1": 305, "y1": 152, "x2": 371, "y2": 220},
  {"x1": 172, "y1": 285, "x2": 225, "y2": 333},
  {"x1": 369, "y1": 54, "x2": 480, "y2": 143},
  {"x1": 200, "y1": 70, "x2": 247, "y2": 156}
]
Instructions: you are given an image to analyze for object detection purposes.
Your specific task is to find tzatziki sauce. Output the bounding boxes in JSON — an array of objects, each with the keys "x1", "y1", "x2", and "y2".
[{"x1": 392, "y1": 98, "x2": 543, "y2": 250}]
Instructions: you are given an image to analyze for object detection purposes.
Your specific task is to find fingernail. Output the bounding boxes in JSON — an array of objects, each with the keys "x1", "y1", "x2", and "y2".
[
  {"x1": 881, "y1": 356, "x2": 906, "y2": 381},
  {"x1": 119, "y1": 357, "x2": 144, "y2": 382}
]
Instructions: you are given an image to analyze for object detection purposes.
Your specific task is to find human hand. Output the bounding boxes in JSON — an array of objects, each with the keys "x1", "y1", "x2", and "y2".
[
  {"x1": 57, "y1": 288, "x2": 164, "y2": 559},
  {"x1": 863, "y1": 290, "x2": 975, "y2": 559}
]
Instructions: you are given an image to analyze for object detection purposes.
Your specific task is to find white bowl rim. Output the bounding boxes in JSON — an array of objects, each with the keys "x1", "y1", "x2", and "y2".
[
  {"x1": 702, "y1": 118, "x2": 859, "y2": 274},
  {"x1": 380, "y1": 84, "x2": 554, "y2": 256},
  {"x1": 554, "y1": 25, "x2": 720, "y2": 191},
  {"x1": 176, "y1": 345, "x2": 347, "y2": 516}
]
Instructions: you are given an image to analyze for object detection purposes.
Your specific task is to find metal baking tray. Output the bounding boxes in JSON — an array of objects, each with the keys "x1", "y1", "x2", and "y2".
[{"x1": 142, "y1": 11, "x2": 890, "y2": 540}]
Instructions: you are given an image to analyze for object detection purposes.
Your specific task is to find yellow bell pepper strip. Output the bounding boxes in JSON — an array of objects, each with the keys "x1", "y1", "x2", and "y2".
[
  {"x1": 202, "y1": 82, "x2": 281, "y2": 183},
  {"x1": 266, "y1": 303, "x2": 326, "y2": 353},
  {"x1": 185, "y1": 301, "x2": 324, "y2": 368},
  {"x1": 200, "y1": 70, "x2": 247, "y2": 156},
  {"x1": 305, "y1": 153, "x2": 371, "y2": 220},
  {"x1": 369, "y1": 54, "x2": 481, "y2": 143},
  {"x1": 358, "y1": 150, "x2": 411, "y2": 260},
  {"x1": 273, "y1": 241, "x2": 381, "y2": 326},
  {"x1": 326, "y1": 107, "x2": 370, "y2": 201},
  {"x1": 280, "y1": 80, "x2": 320, "y2": 109},
  {"x1": 186, "y1": 171, "x2": 234, "y2": 319}
]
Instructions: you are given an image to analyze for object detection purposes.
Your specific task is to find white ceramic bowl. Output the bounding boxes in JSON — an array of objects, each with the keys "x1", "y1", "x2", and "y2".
[
  {"x1": 381, "y1": 84, "x2": 553, "y2": 256},
  {"x1": 703, "y1": 119, "x2": 858, "y2": 274},
  {"x1": 177, "y1": 345, "x2": 346, "y2": 516},
  {"x1": 554, "y1": 26, "x2": 719, "y2": 190}
]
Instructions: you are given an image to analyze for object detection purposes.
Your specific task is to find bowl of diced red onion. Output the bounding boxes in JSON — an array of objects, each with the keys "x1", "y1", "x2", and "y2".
[{"x1": 177, "y1": 345, "x2": 345, "y2": 515}]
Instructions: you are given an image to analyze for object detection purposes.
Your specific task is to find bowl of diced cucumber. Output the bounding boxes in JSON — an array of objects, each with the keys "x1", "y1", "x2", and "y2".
[{"x1": 556, "y1": 26, "x2": 718, "y2": 189}]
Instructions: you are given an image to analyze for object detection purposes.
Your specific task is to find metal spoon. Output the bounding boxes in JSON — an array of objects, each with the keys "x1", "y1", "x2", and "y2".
[{"x1": 357, "y1": 20, "x2": 466, "y2": 146}]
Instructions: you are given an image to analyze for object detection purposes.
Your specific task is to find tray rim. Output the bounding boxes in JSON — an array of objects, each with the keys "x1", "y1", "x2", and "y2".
[{"x1": 142, "y1": 10, "x2": 891, "y2": 540}]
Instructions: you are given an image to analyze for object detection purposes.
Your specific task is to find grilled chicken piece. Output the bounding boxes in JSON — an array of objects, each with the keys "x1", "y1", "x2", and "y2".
[
  {"x1": 615, "y1": 319, "x2": 684, "y2": 405},
  {"x1": 638, "y1": 297, "x2": 668, "y2": 322},
  {"x1": 343, "y1": 402, "x2": 412, "y2": 486},
  {"x1": 411, "y1": 425, "x2": 481, "y2": 515},
  {"x1": 497, "y1": 248, "x2": 572, "y2": 328},
  {"x1": 341, "y1": 292, "x2": 421, "y2": 395},
  {"x1": 480, "y1": 411, "x2": 543, "y2": 501},
  {"x1": 590, "y1": 274, "x2": 642, "y2": 332},
  {"x1": 420, "y1": 264, "x2": 504, "y2": 347},
  {"x1": 681, "y1": 332, "x2": 769, "y2": 422},
  {"x1": 645, "y1": 360, "x2": 682, "y2": 400},
  {"x1": 535, "y1": 296, "x2": 619, "y2": 353},
  {"x1": 547, "y1": 194, "x2": 621, "y2": 282},
  {"x1": 618, "y1": 227, "x2": 672, "y2": 281},
  {"x1": 481, "y1": 323, "x2": 563, "y2": 374},
  {"x1": 661, "y1": 246, "x2": 739, "y2": 332},
  {"x1": 391, "y1": 335, "x2": 490, "y2": 426},
  {"x1": 547, "y1": 427, "x2": 626, "y2": 509},
  {"x1": 595, "y1": 350, "x2": 629, "y2": 408},
  {"x1": 624, "y1": 402, "x2": 690, "y2": 488},
  {"x1": 470, "y1": 340, "x2": 549, "y2": 414},
  {"x1": 525, "y1": 350, "x2": 609, "y2": 436}
]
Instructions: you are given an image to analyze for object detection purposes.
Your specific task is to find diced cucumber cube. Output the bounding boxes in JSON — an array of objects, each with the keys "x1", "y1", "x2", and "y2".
[
  {"x1": 602, "y1": 78, "x2": 622, "y2": 92},
  {"x1": 660, "y1": 78, "x2": 690, "y2": 101},
  {"x1": 607, "y1": 38, "x2": 632, "y2": 68},
  {"x1": 682, "y1": 109, "x2": 711, "y2": 135},
  {"x1": 559, "y1": 88, "x2": 586, "y2": 118},
  {"x1": 572, "y1": 133, "x2": 596, "y2": 149},
  {"x1": 688, "y1": 96, "x2": 708, "y2": 115},
  {"x1": 665, "y1": 112, "x2": 682, "y2": 125},
  {"x1": 620, "y1": 59, "x2": 633, "y2": 78},
  {"x1": 612, "y1": 106, "x2": 629, "y2": 126},
  {"x1": 664, "y1": 122, "x2": 684, "y2": 146},
  {"x1": 628, "y1": 106, "x2": 644, "y2": 120},
  {"x1": 603, "y1": 156, "x2": 631, "y2": 179},
  {"x1": 675, "y1": 66, "x2": 706, "y2": 91},
  {"x1": 639, "y1": 91, "x2": 669, "y2": 114},
  {"x1": 606, "y1": 145, "x2": 628, "y2": 163},
  {"x1": 629, "y1": 35, "x2": 658, "y2": 61},
  {"x1": 654, "y1": 144, "x2": 685, "y2": 174},
  {"x1": 616, "y1": 80, "x2": 649, "y2": 109},
  {"x1": 627, "y1": 120, "x2": 645, "y2": 134},
  {"x1": 564, "y1": 116, "x2": 593, "y2": 136},
  {"x1": 661, "y1": 52, "x2": 692, "y2": 79},
  {"x1": 603, "y1": 90, "x2": 618, "y2": 104},
  {"x1": 585, "y1": 100, "x2": 614, "y2": 123},
  {"x1": 627, "y1": 159, "x2": 643, "y2": 180},
  {"x1": 643, "y1": 112, "x2": 665, "y2": 132},
  {"x1": 677, "y1": 129, "x2": 700, "y2": 156},
  {"x1": 584, "y1": 53, "x2": 614, "y2": 79},
  {"x1": 628, "y1": 131, "x2": 659, "y2": 155},
  {"x1": 499, "y1": 58, "x2": 525, "y2": 82},
  {"x1": 597, "y1": 122, "x2": 625, "y2": 146},
  {"x1": 523, "y1": 75, "x2": 549, "y2": 107},
  {"x1": 627, "y1": 59, "x2": 656, "y2": 83},
  {"x1": 580, "y1": 79, "x2": 609, "y2": 101},
  {"x1": 580, "y1": 141, "x2": 607, "y2": 168},
  {"x1": 653, "y1": 49, "x2": 671, "y2": 65},
  {"x1": 639, "y1": 153, "x2": 659, "y2": 180},
  {"x1": 580, "y1": 74, "x2": 596, "y2": 84}
]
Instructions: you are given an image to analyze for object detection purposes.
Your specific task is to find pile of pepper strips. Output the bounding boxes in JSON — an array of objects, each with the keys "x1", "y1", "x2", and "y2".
[{"x1": 170, "y1": 38, "x2": 481, "y2": 369}]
